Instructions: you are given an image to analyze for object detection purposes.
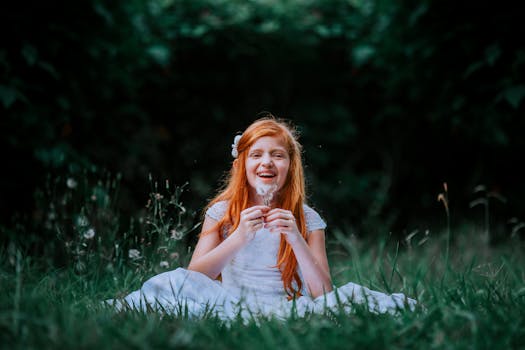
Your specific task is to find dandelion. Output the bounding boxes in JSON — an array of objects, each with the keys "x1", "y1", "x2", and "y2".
[
  {"x1": 128, "y1": 249, "x2": 141, "y2": 260},
  {"x1": 83, "y1": 228, "x2": 95, "y2": 239},
  {"x1": 67, "y1": 178, "x2": 78, "y2": 189},
  {"x1": 91, "y1": 194, "x2": 97, "y2": 201},
  {"x1": 170, "y1": 252, "x2": 180, "y2": 260},
  {"x1": 159, "y1": 261, "x2": 169, "y2": 268},
  {"x1": 257, "y1": 183, "x2": 278, "y2": 206}
]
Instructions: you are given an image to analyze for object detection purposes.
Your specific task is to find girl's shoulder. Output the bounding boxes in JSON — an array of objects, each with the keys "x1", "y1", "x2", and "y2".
[
  {"x1": 205, "y1": 200, "x2": 228, "y2": 221},
  {"x1": 303, "y1": 204, "x2": 327, "y2": 232}
]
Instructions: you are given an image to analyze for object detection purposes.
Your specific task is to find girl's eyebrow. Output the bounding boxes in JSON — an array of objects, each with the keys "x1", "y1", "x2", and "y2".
[{"x1": 250, "y1": 146, "x2": 287, "y2": 152}]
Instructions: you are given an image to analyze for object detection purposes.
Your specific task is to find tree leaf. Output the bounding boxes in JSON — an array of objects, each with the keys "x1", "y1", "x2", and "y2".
[{"x1": 502, "y1": 85, "x2": 525, "y2": 109}]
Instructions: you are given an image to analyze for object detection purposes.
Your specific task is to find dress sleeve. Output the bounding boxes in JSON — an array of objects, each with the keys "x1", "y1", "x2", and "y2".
[
  {"x1": 303, "y1": 204, "x2": 327, "y2": 232},
  {"x1": 205, "y1": 201, "x2": 228, "y2": 221}
]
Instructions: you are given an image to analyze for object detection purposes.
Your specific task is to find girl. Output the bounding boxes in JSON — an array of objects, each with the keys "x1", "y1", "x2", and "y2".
[{"x1": 109, "y1": 115, "x2": 416, "y2": 320}]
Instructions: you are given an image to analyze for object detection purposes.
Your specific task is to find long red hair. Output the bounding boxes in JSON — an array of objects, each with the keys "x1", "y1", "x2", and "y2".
[{"x1": 205, "y1": 114, "x2": 307, "y2": 298}]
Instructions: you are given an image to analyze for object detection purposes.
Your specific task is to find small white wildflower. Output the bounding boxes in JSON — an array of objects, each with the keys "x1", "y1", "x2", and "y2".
[
  {"x1": 91, "y1": 194, "x2": 97, "y2": 201},
  {"x1": 66, "y1": 178, "x2": 78, "y2": 189},
  {"x1": 170, "y1": 252, "x2": 179, "y2": 260},
  {"x1": 128, "y1": 249, "x2": 141, "y2": 260},
  {"x1": 159, "y1": 261, "x2": 169, "y2": 268},
  {"x1": 83, "y1": 228, "x2": 95, "y2": 239},
  {"x1": 170, "y1": 229, "x2": 184, "y2": 240}
]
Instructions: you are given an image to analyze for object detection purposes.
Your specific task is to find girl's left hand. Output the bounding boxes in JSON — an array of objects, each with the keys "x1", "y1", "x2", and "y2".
[{"x1": 264, "y1": 208, "x2": 302, "y2": 244}]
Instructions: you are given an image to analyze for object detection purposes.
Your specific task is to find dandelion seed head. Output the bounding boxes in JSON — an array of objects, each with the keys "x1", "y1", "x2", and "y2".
[
  {"x1": 67, "y1": 178, "x2": 78, "y2": 189},
  {"x1": 256, "y1": 183, "x2": 277, "y2": 206},
  {"x1": 170, "y1": 229, "x2": 184, "y2": 240},
  {"x1": 83, "y1": 228, "x2": 95, "y2": 239},
  {"x1": 128, "y1": 249, "x2": 141, "y2": 260}
]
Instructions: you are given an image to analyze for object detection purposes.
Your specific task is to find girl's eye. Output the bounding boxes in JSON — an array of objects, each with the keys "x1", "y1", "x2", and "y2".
[{"x1": 274, "y1": 153, "x2": 285, "y2": 158}]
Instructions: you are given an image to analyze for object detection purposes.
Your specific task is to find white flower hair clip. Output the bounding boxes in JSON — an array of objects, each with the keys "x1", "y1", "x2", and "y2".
[{"x1": 231, "y1": 134, "x2": 242, "y2": 158}]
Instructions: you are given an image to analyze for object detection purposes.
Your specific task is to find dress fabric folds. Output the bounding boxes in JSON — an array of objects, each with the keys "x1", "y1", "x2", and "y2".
[{"x1": 107, "y1": 202, "x2": 416, "y2": 320}]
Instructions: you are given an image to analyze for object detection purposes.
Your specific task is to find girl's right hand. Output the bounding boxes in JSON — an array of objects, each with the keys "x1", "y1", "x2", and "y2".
[{"x1": 234, "y1": 205, "x2": 269, "y2": 243}]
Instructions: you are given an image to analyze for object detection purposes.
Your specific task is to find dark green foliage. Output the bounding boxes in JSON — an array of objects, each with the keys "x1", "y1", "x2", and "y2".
[{"x1": 1, "y1": 0, "x2": 524, "y2": 245}]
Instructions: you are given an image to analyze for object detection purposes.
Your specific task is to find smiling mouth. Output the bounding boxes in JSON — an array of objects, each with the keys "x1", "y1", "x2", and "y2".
[{"x1": 257, "y1": 172, "x2": 276, "y2": 179}]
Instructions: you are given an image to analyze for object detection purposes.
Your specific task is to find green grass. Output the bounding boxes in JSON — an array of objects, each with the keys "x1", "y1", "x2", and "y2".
[{"x1": 1, "y1": 225, "x2": 524, "y2": 350}]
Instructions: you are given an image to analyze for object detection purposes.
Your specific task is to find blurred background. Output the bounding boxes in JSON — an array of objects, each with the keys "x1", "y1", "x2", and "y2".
[{"x1": 1, "y1": 0, "x2": 524, "y2": 250}]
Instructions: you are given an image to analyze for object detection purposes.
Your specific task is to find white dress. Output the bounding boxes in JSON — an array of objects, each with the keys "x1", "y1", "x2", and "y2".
[{"x1": 108, "y1": 201, "x2": 416, "y2": 320}]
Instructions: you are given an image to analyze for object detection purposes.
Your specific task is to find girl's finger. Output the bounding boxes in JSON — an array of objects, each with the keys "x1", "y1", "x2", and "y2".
[
  {"x1": 267, "y1": 208, "x2": 289, "y2": 215},
  {"x1": 244, "y1": 205, "x2": 270, "y2": 214},
  {"x1": 266, "y1": 219, "x2": 295, "y2": 231},
  {"x1": 244, "y1": 211, "x2": 266, "y2": 223},
  {"x1": 265, "y1": 212, "x2": 296, "y2": 223},
  {"x1": 251, "y1": 220, "x2": 264, "y2": 230}
]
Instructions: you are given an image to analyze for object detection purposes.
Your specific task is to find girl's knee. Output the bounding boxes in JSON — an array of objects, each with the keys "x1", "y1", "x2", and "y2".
[{"x1": 142, "y1": 268, "x2": 188, "y2": 292}]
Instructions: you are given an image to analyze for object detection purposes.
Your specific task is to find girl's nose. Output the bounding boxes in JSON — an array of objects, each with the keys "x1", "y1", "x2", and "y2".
[{"x1": 261, "y1": 154, "x2": 273, "y2": 166}]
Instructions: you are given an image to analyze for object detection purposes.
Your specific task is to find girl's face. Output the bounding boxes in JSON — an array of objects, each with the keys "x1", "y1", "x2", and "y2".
[{"x1": 245, "y1": 136, "x2": 290, "y2": 202}]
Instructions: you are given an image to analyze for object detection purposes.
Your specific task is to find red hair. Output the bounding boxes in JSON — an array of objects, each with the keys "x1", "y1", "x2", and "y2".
[{"x1": 205, "y1": 114, "x2": 307, "y2": 298}]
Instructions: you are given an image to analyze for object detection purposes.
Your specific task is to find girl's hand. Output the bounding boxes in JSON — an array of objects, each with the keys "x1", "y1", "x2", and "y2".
[
  {"x1": 264, "y1": 208, "x2": 301, "y2": 244},
  {"x1": 234, "y1": 205, "x2": 269, "y2": 243}
]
